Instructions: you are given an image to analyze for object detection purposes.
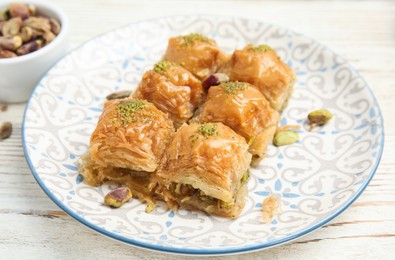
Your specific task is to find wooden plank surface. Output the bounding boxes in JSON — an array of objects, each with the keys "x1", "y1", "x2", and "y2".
[{"x1": 1, "y1": 0, "x2": 394, "y2": 259}]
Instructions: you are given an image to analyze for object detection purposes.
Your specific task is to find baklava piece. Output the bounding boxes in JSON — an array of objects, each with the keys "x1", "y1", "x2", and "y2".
[
  {"x1": 133, "y1": 61, "x2": 204, "y2": 128},
  {"x1": 197, "y1": 82, "x2": 279, "y2": 164},
  {"x1": 80, "y1": 98, "x2": 174, "y2": 204},
  {"x1": 152, "y1": 123, "x2": 252, "y2": 218},
  {"x1": 163, "y1": 33, "x2": 229, "y2": 80},
  {"x1": 220, "y1": 44, "x2": 296, "y2": 111}
]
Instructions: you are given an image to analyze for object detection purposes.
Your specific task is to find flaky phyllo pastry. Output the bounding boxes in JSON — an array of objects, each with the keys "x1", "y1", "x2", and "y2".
[
  {"x1": 89, "y1": 98, "x2": 174, "y2": 172},
  {"x1": 79, "y1": 98, "x2": 174, "y2": 204},
  {"x1": 79, "y1": 33, "x2": 296, "y2": 218},
  {"x1": 197, "y1": 82, "x2": 280, "y2": 165},
  {"x1": 163, "y1": 33, "x2": 229, "y2": 80},
  {"x1": 133, "y1": 61, "x2": 204, "y2": 128},
  {"x1": 150, "y1": 123, "x2": 251, "y2": 218}
]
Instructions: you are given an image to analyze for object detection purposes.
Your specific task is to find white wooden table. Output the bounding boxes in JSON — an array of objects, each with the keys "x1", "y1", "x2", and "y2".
[{"x1": 1, "y1": 0, "x2": 394, "y2": 258}]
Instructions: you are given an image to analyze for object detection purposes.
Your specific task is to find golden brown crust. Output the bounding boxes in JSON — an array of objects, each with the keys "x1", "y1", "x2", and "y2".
[
  {"x1": 89, "y1": 98, "x2": 174, "y2": 172},
  {"x1": 154, "y1": 122, "x2": 251, "y2": 200},
  {"x1": 163, "y1": 34, "x2": 230, "y2": 80},
  {"x1": 220, "y1": 44, "x2": 296, "y2": 111},
  {"x1": 198, "y1": 82, "x2": 279, "y2": 161},
  {"x1": 133, "y1": 63, "x2": 204, "y2": 127}
]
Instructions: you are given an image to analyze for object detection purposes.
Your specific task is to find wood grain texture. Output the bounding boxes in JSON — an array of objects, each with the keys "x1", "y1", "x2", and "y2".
[{"x1": 1, "y1": 0, "x2": 394, "y2": 259}]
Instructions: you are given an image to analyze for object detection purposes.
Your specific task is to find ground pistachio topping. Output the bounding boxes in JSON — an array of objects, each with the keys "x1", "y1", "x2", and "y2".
[
  {"x1": 241, "y1": 170, "x2": 249, "y2": 183},
  {"x1": 189, "y1": 134, "x2": 199, "y2": 143},
  {"x1": 154, "y1": 60, "x2": 176, "y2": 74},
  {"x1": 181, "y1": 33, "x2": 209, "y2": 46},
  {"x1": 250, "y1": 44, "x2": 273, "y2": 52},
  {"x1": 116, "y1": 99, "x2": 146, "y2": 125},
  {"x1": 220, "y1": 81, "x2": 248, "y2": 94},
  {"x1": 197, "y1": 123, "x2": 217, "y2": 137}
]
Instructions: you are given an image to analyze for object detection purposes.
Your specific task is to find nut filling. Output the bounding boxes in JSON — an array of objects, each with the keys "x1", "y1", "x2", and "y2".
[{"x1": 168, "y1": 183, "x2": 236, "y2": 213}]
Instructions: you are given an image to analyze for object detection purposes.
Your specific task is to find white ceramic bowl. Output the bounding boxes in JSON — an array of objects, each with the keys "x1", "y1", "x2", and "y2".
[{"x1": 0, "y1": 0, "x2": 69, "y2": 103}]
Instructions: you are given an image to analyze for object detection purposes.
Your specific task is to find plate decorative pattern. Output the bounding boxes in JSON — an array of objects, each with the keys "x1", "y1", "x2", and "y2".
[{"x1": 23, "y1": 15, "x2": 384, "y2": 255}]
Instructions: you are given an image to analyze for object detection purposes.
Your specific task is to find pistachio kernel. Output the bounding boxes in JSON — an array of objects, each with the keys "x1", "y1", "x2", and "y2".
[
  {"x1": 106, "y1": 90, "x2": 132, "y2": 100},
  {"x1": 202, "y1": 73, "x2": 230, "y2": 90},
  {"x1": 250, "y1": 44, "x2": 272, "y2": 52},
  {"x1": 145, "y1": 204, "x2": 155, "y2": 213},
  {"x1": 43, "y1": 30, "x2": 56, "y2": 44},
  {"x1": 19, "y1": 26, "x2": 35, "y2": 42},
  {"x1": 1, "y1": 17, "x2": 22, "y2": 36},
  {"x1": 219, "y1": 81, "x2": 248, "y2": 94},
  {"x1": 241, "y1": 170, "x2": 249, "y2": 183},
  {"x1": 197, "y1": 123, "x2": 217, "y2": 137},
  {"x1": 104, "y1": 187, "x2": 132, "y2": 208},
  {"x1": 116, "y1": 99, "x2": 146, "y2": 125},
  {"x1": 273, "y1": 130, "x2": 299, "y2": 146},
  {"x1": 181, "y1": 33, "x2": 209, "y2": 46},
  {"x1": 308, "y1": 109, "x2": 333, "y2": 126},
  {"x1": 153, "y1": 60, "x2": 176, "y2": 74}
]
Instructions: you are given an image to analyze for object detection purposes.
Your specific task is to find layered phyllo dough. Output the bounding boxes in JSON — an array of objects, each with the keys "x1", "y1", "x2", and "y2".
[
  {"x1": 133, "y1": 61, "x2": 204, "y2": 127},
  {"x1": 219, "y1": 44, "x2": 296, "y2": 111},
  {"x1": 79, "y1": 154, "x2": 157, "y2": 205},
  {"x1": 80, "y1": 98, "x2": 174, "y2": 204},
  {"x1": 197, "y1": 82, "x2": 279, "y2": 164},
  {"x1": 89, "y1": 98, "x2": 174, "y2": 172},
  {"x1": 151, "y1": 123, "x2": 252, "y2": 218},
  {"x1": 163, "y1": 33, "x2": 229, "y2": 80}
]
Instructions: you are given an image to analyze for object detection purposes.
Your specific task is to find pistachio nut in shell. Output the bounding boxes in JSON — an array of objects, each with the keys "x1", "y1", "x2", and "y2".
[
  {"x1": 49, "y1": 18, "x2": 61, "y2": 35},
  {"x1": 1, "y1": 17, "x2": 23, "y2": 37},
  {"x1": 308, "y1": 109, "x2": 333, "y2": 126},
  {"x1": 0, "y1": 35, "x2": 23, "y2": 51},
  {"x1": 16, "y1": 39, "x2": 43, "y2": 55},
  {"x1": 23, "y1": 16, "x2": 51, "y2": 32},
  {"x1": 43, "y1": 30, "x2": 56, "y2": 44},
  {"x1": 0, "y1": 8, "x2": 9, "y2": 21},
  {"x1": 0, "y1": 49, "x2": 17, "y2": 58},
  {"x1": 27, "y1": 4, "x2": 36, "y2": 16},
  {"x1": 8, "y1": 3, "x2": 31, "y2": 19},
  {"x1": 19, "y1": 26, "x2": 35, "y2": 42},
  {"x1": 273, "y1": 130, "x2": 299, "y2": 146}
]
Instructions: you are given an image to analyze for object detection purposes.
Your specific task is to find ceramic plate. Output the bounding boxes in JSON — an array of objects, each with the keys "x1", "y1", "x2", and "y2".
[{"x1": 22, "y1": 15, "x2": 384, "y2": 255}]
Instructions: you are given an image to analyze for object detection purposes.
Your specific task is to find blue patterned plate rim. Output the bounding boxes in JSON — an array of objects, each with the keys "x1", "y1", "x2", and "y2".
[{"x1": 22, "y1": 14, "x2": 384, "y2": 256}]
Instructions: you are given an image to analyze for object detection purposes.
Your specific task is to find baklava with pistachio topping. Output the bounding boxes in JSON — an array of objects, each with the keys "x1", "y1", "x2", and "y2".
[
  {"x1": 133, "y1": 61, "x2": 204, "y2": 128},
  {"x1": 79, "y1": 98, "x2": 174, "y2": 204},
  {"x1": 197, "y1": 81, "x2": 280, "y2": 164},
  {"x1": 219, "y1": 44, "x2": 296, "y2": 111},
  {"x1": 151, "y1": 122, "x2": 252, "y2": 218},
  {"x1": 163, "y1": 33, "x2": 230, "y2": 80}
]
